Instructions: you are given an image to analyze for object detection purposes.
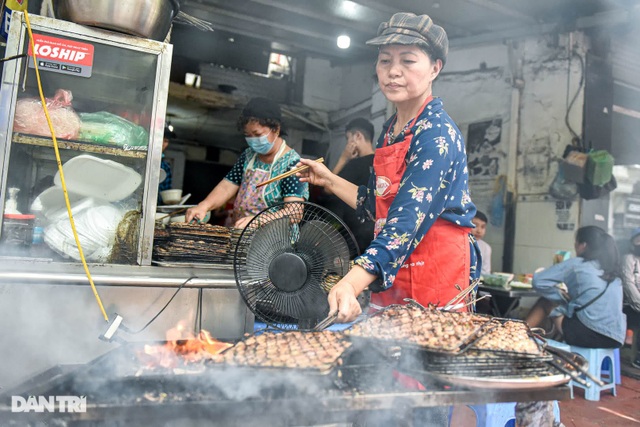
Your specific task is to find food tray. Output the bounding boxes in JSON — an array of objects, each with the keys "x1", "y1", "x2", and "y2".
[
  {"x1": 54, "y1": 154, "x2": 142, "y2": 202},
  {"x1": 210, "y1": 330, "x2": 353, "y2": 375},
  {"x1": 344, "y1": 304, "x2": 494, "y2": 355}
]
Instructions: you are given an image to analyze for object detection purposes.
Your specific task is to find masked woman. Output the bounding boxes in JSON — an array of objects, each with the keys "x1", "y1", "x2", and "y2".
[
  {"x1": 297, "y1": 13, "x2": 480, "y2": 323},
  {"x1": 186, "y1": 97, "x2": 309, "y2": 228}
]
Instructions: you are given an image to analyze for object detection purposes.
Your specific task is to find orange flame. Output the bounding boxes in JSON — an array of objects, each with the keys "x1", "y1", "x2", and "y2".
[{"x1": 137, "y1": 320, "x2": 232, "y2": 369}]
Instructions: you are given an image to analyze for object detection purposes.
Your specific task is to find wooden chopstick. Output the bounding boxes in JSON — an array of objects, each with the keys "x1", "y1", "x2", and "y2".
[{"x1": 256, "y1": 157, "x2": 324, "y2": 188}]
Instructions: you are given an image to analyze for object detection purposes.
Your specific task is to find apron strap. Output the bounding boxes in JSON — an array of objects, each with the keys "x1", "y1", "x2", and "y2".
[{"x1": 383, "y1": 96, "x2": 433, "y2": 147}]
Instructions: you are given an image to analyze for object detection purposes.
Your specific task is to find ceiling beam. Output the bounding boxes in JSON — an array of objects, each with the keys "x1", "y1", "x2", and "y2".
[
  {"x1": 181, "y1": 2, "x2": 366, "y2": 59},
  {"x1": 182, "y1": 1, "x2": 371, "y2": 56},
  {"x1": 186, "y1": 1, "x2": 335, "y2": 42},
  {"x1": 449, "y1": 5, "x2": 638, "y2": 49},
  {"x1": 461, "y1": 0, "x2": 537, "y2": 23},
  {"x1": 247, "y1": 0, "x2": 375, "y2": 35},
  {"x1": 347, "y1": 0, "x2": 471, "y2": 37},
  {"x1": 344, "y1": 0, "x2": 399, "y2": 15}
]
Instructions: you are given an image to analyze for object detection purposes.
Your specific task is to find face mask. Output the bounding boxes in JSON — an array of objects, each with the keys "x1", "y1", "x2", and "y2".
[
  {"x1": 633, "y1": 244, "x2": 640, "y2": 257},
  {"x1": 245, "y1": 130, "x2": 273, "y2": 154}
]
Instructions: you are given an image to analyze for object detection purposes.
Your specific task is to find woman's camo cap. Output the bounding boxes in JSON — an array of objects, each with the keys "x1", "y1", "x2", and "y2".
[{"x1": 366, "y1": 12, "x2": 448, "y2": 65}]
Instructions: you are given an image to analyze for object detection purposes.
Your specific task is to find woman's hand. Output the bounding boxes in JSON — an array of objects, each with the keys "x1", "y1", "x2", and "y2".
[
  {"x1": 186, "y1": 204, "x2": 209, "y2": 223},
  {"x1": 296, "y1": 158, "x2": 336, "y2": 189},
  {"x1": 328, "y1": 280, "x2": 362, "y2": 323},
  {"x1": 234, "y1": 215, "x2": 255, "y2": 229}
]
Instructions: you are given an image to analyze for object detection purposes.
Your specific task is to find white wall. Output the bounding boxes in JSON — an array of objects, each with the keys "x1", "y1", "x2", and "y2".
[
  {"x1": 512, "y1": 34, "x2": 586, "y2": 273},
  {"x1": 302, "y1": 58, "x2": 343, "y2": 112},
  {"x1": 339, "y1": 62, "x2": 376, "y2": 109},
  {"x1": 435, "y1": 45, "x2": 512, "y2": 273}
]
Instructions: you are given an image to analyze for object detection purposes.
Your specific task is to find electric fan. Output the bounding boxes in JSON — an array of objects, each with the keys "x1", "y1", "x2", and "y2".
[{"x1": 233, "y1": 201, "x2": 360, "y2": 330}]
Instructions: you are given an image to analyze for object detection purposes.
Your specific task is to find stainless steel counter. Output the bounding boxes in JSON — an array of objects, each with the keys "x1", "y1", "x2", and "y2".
[
  {"x1": 0, "y1": 260, "x2": 253, "y2": 391},
  {"x1": 0, "y1": 259, "x2": 236, "y2": 287}
]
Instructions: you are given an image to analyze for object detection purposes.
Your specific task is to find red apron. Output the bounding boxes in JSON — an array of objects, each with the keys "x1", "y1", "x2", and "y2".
[{"x1": 370, "y1": 96, "x2": 472, "y2": 311}]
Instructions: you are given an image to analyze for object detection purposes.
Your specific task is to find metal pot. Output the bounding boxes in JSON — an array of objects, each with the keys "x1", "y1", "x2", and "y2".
[{"x1": 56, "y1": 0, "x2": 180, "y2": 42}]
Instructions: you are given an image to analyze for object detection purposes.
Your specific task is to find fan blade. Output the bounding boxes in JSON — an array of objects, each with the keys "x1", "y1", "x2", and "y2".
[
  {"x1": 245, "y1": 217, "x2": 293, "y2": 279},
  {"x1": 298, "y1": 220, "x2": 351, "y2": 275}
]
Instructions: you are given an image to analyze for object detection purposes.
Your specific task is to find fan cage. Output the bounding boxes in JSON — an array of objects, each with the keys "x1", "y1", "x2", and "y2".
[{"x1": 233, "y1": 202, "x2": 360, "y2": 330}]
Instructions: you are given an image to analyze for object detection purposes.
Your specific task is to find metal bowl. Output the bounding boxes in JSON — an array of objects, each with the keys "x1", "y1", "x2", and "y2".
[{"x1": 56, "y1": 0, "x2": 180, "y2": 41}]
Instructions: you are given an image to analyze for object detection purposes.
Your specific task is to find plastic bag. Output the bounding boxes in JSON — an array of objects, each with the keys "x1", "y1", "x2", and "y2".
[
  {"x1": 79, "y1": 112, "x2": 149, "y2": 147},
  {"x1": 43, "y1": 198, "x2": 125, "y2": 262},
  {"x1": 578, "y1": 175, "x2": 617, "y2": 200},
  {"x1": 13, "y1": 89, "x2": 81, "y2": 139},
  {"x1": 549, "y1": 166, "x2": 577, "y2": 200}
]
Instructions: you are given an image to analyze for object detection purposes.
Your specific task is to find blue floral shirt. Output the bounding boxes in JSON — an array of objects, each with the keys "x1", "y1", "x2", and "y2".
[{"x1": 353, "y1": 97, "x2": 479, "y2": 289}]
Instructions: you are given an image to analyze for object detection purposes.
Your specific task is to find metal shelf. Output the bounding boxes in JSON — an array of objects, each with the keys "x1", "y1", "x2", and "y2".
[{"x1": 12, "y1": 133, "x2": 147, "y2": 159}]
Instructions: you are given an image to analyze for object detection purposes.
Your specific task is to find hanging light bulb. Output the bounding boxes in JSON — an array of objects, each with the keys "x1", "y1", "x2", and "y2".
[{"x1": 337, "y1": 35, "x2": 351, "y2": 49}]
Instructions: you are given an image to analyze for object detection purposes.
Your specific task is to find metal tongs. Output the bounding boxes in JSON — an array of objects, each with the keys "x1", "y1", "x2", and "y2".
[
  {"x1": 535, "y1": 335, "x2": 606, "y2": 388},
  {"x1": 442, "y1": 280, "x2": 489, "y2": 311},
  {"x1": 402, "y1": 279, "x2": 488, "y2": 312},
  {"x1": 314, "y1": 311, "x2": 339, "y2": 331}
]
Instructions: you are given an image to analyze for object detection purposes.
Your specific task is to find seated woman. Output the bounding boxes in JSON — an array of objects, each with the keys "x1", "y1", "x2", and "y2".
[
  {"x1": 525, "y1": 226, "x2": 625, "y2": 349},
  {"x1": 622, "y1": 227, "x2": 640, "y2": 366}
]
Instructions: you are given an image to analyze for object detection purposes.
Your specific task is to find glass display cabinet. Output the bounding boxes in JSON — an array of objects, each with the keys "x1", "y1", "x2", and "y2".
[{"x1": 0, "y1": 12, "x2": 172, "y2": 265}]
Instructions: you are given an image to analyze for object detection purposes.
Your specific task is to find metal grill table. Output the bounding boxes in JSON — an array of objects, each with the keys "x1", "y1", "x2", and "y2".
[{"x1": 0, "y1": 368, "x2": 570, "y2": 426}]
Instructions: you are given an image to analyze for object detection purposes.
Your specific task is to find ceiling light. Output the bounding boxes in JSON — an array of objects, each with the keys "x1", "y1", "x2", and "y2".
[
  {"x1": 342, "y1": 0, "x2": 357, "y2": 13},
  {"x1": 228, "y1": 37, "x2": 235, "y2": 43},
  {"x1": 337, "y1": 35, "x2": 351, "y2": 49}
]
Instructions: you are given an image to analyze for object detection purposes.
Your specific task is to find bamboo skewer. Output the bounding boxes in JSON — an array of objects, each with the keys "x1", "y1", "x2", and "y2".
[{"x1": 256, "y1": 157, "x2": 324, "y2": 188}]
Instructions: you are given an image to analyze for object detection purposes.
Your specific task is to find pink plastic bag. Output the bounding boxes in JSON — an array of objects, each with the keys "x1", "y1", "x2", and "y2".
[{"x1": 13, "y1": 89, "x2": 81, "y2": 140}]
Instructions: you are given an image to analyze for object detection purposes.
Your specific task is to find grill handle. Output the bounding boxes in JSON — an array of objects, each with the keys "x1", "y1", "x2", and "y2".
[
  {"x1": 542, "y1": 342, "x2": 606, "y2": 387},
  {"x1": 547, "y1": 359, "x2": 590, "y2": 387}
]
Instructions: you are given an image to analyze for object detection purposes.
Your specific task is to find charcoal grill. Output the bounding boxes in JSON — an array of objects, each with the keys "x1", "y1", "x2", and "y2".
[{"x1": 0, "y1": 336, "x2": 574, "y2": 426}]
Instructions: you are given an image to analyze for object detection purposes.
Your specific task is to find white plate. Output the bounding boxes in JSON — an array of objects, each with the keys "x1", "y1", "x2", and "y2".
[
  {"x1": 54, "y1": 154, "x2": 142, "y2": 202},
  {"x1": 156, "y1": 204, "x2": 196, "y2": 213}
]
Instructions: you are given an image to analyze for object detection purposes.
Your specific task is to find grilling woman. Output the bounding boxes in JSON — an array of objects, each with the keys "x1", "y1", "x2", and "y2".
[
  {"x1": 297, "y1": 13, "x2": 480, "y2": 323},
  {"x1": 186, "y1": 97, "x2": 309, "y2": 228}
]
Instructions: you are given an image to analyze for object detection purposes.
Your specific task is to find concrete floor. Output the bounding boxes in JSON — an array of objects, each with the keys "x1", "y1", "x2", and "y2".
[{"x1": 558, "y1": 348, "x2": 640, "y2": 426}]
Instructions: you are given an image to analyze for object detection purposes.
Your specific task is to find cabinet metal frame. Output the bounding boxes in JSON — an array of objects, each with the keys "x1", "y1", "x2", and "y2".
[{"x1": 0, "y1": 12, "x2": 173, "y2": 266}]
